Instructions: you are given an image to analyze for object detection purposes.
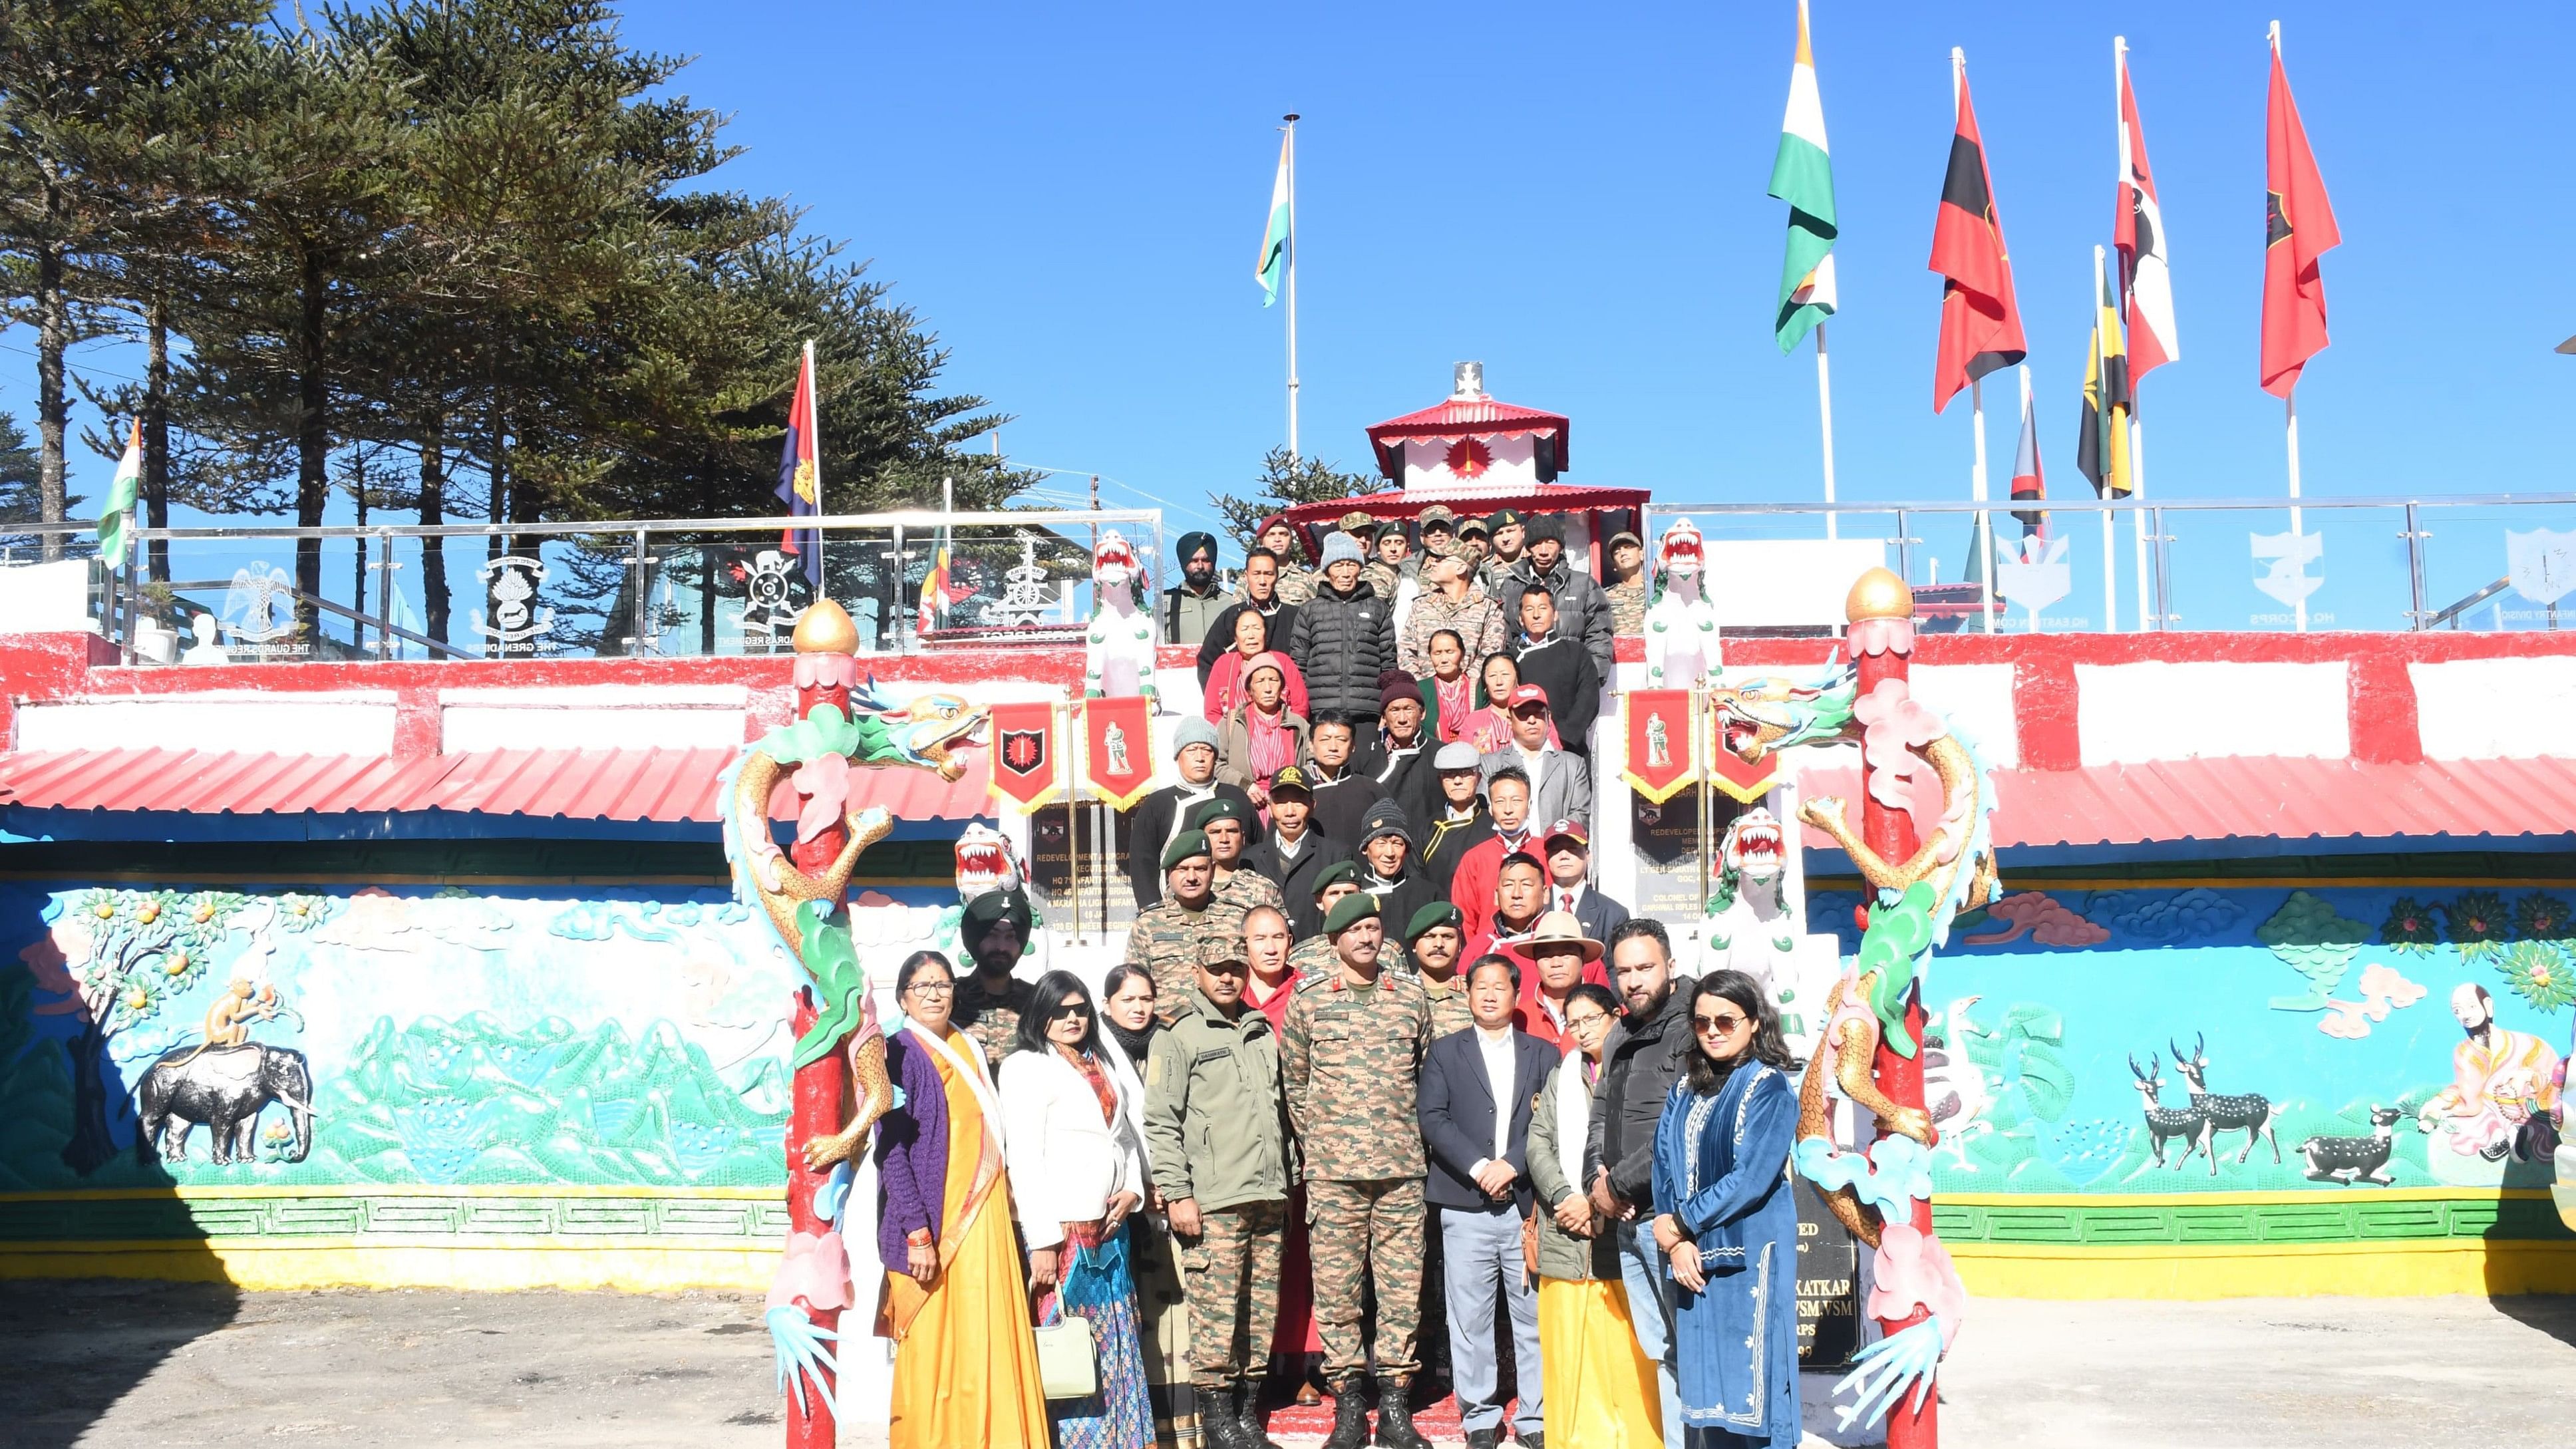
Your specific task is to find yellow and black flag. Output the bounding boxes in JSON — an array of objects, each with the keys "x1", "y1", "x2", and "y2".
[{"x1": 2076, "y1": 253, "x2": 2132, "y2": 499}]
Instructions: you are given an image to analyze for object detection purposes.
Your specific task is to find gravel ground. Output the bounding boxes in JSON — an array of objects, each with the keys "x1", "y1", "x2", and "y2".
[{"x1": 1, "y1": 1279, "x2": 2569, "y2": 1448}]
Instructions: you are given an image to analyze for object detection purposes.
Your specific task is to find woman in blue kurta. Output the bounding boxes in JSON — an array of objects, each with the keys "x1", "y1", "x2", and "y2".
[{"x1": 1650, "y1": 969, "x2": 1802, "y2": 1448}]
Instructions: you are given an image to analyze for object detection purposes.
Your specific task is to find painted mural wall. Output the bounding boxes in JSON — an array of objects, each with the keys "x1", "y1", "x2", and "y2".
[{"x1": 1804, "y1": 882, "x2": 2571, "y2": 1198}]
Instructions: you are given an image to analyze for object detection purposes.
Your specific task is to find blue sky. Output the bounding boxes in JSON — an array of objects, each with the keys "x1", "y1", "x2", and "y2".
[{"x1": 17, "y1": 2, "x2": 2576, "y2": 629}]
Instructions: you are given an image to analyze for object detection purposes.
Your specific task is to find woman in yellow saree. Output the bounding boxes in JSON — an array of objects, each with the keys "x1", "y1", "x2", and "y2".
[{"x1": 874, "y1": 951, "x2": 1049, "y2": 1448}]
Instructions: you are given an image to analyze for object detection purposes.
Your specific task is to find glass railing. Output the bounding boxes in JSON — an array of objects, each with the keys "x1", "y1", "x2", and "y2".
[
  {"x1": 0, "y1": 511, "x2": 1166, "y2": 665},
  {"x1": 1641, "y1": 494, "x2": 2576, "y2": 635}
]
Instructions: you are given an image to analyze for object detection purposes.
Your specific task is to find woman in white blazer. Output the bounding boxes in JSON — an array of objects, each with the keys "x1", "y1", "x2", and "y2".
[{"x1": 998, "y1": 970, "x2": 1155, "y2": 1449}]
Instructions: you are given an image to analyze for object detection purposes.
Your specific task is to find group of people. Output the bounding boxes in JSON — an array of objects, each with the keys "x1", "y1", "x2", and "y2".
[
  {"x1": 1168, "y1": 511, "x2": 1645, "y2": 815},
  {"x1": 872, "y1": 738, "x2": 1810, "y2": 1449}
]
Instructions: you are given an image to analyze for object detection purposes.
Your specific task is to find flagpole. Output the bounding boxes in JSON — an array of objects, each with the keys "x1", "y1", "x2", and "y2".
[
  {"x1": 1283, "y1": 113, "x2": 1301, "y2": 462},
  {"x1": 2285, "y1": 391, "x2": 2308, "y2": 633},
  {"x1": 2112, "y1": 39, "x2": 2150, "y2": 633},
  {"x1": 1815, "y1": 322, "x2": 1839, "y2": 541}
]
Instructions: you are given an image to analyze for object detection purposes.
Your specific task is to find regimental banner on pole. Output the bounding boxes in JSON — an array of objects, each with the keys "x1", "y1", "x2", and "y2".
[
  {"x1": 1080, "y1": 696, "x2": 1157, "y2": 810},
  {"x1": 1704, "y1": 703, "x2": 1785, "y2": 804},
  {"x1": 987, "y1": 701, "x2": 1063, "y2": 813},
  {"x1": 1621, "y1": 689, "x2": 1698, "y2": 804}
]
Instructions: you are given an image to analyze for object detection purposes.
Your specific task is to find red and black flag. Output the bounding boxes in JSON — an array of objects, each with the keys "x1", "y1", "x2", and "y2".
[
  {"x1": 1929, "y1": 57, "x2": 2026, "y2": 414},
  {"x1": 2114, "y1": 41, "x2": 2179, "y2": 385},
  {"x1": 2260, "y1": 30, "x2": 2340, "y2": 398}
]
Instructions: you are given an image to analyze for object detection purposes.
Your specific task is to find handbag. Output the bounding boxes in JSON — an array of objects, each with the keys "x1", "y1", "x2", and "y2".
[{"x1": 1033, "y1": 1245, "x2": 1100, "y2": 1401}]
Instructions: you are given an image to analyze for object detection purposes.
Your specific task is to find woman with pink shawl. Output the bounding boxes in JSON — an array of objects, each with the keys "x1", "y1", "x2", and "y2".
[
  {"x1": 1216, "y1": 651, "x2": 1310, "y2": 808},
  {"x1": 1203, "y1": 609, "x2": 1309, "y2": 723}
]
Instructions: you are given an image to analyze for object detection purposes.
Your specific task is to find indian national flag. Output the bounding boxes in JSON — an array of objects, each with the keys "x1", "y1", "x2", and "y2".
[
  {"x1": 95, "y1": 418, "x2": 142, "y2": 567},
  {"x1": 1255, "y1": 133, "x2": 1291, "y2": 307},
  {"x1": 1768, "y1": 0, "x2": 1837, "y2": 352}
]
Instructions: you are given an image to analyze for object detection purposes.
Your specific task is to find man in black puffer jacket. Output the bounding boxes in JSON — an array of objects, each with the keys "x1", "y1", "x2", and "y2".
[{"x1": 1287, "y1": 531, "x2": 1398, "y2": 736}]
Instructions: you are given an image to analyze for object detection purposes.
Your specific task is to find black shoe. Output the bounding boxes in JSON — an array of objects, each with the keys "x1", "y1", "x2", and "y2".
[
  {"x1": 1372, "y1": 1376, "x2": 1433, "y2": 1449},
  {"x1": 1517, "y1": 1431, "x2": 1545, "y2": 1449},
  {"x1": 1319, "y1": 1378, "x2": 1371, "y2": 1449},
  {"x1": 1199, "y1": 1385, "x2": 1253, "y2": 1449},
  {"x1": 1237, "y1": 1378, "x2": 1285, "y2": 1449},
  {"x1": 1464, "y1": 1430, "x2": 1501, "y2": 1449}
]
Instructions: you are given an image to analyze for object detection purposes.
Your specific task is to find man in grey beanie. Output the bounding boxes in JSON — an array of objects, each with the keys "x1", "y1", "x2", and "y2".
[
  {"x1": 1287, "y1": 530, "x2": 1398, "y2": 736},
  {"x1": 1124, "y1": 716, "x2": 1261, "y2": 908}
]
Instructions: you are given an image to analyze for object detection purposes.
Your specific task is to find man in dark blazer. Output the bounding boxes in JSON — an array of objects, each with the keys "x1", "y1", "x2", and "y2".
[
  {"x1": 1540, "y1": 818, "x2": 1632, "y2": 945},
  {"x1": 1125, "y1": 717, "x2": 1260, "y2": 909},
  {"x1": 1416, "y1": 957, "x2": 1555, "y2": 1449}
]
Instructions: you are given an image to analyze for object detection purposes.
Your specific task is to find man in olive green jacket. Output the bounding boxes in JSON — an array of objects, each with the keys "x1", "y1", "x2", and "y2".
[{"x1": 1146, "y1": 935, "x2": 1295, "y2": 1449}]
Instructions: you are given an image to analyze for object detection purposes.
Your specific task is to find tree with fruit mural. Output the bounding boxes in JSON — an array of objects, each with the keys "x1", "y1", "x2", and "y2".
[{"x1": 31, "y1": 889, "x2": 260, "y2": 1174}]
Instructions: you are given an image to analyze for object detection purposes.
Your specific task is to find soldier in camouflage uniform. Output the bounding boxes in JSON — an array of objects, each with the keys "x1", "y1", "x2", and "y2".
[
  {"x1": 1146, "y1": 935, "x2": 1294, "y2": 1449},
  {"x1": 1192, "y1": 796, "x2": 1287, "y2": 918},
  {"x1": 1256, "y1": 519, "x2": 1319, "y2": 607},
  {"x1": 1289, "y1": 862, "x2": 1412, "y2": 979},
  {"x1": 952, "y1": 886, "x2": 1038, "y2": 1067},
  {"x1": 1603, "y1": 528, "x2": 1649, "y2": 637},
  {"x1": 1398, "y1": 544, "x2": 1506, "y2": 675},
  {"x1": 1126, "y1": 831, "x2": 1249, "y2": 1018},
  {"x1": 1361, "y1": 522, "x2": 1412, "y2": 604},
  {"x1": 1401, "y1": 901, "x2": 1474, "y2": 1040},
  {"x1": 1281, "y1": 892, "x2": 1435, "y2": 1449}
]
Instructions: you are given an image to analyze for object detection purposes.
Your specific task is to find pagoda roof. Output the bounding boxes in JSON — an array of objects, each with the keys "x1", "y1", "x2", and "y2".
[{"x1": 1365, "y1": 393, "x2": 1571, "y2": 482}]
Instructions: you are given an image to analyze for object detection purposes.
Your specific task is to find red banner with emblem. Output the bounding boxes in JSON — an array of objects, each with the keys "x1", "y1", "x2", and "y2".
[
  {"x1": 1081, "y1": 695, "x2": 1157, "y2": 810},
  {"x1": 1704, "y1": 695, "x2": 1784, "y2": 804},
  {"x1": 1621, "y1": 689, "x2": 1697, "y2": 804},
  {"x1": 986, "y1": 701, "x2": 1063, "y2": 813}
]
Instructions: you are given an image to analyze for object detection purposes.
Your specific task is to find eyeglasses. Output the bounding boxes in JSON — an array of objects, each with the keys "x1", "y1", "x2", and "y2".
[
  {"x1": 1048, "y1": 1004, "x2": 1093, "y2": 1022},
  {"x1": 904, "y1": 981, "x2": 956, "y2": 998},
  {"x1": 1692, "y1": 1011, "x2": 1748, "y2": 1035},
  {"x1": 1563, "y1": 1013, "x2": 1610, "y2": 1032}
]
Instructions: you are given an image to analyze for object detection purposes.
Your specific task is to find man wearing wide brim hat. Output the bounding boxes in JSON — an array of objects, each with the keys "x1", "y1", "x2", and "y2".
[
  {"x1": 1500, "y1": 908, "x2": 1610, "y2": 1050},
  {"x1": 1282, "y1": 888, "x2": 1438, "y2": 1449}
]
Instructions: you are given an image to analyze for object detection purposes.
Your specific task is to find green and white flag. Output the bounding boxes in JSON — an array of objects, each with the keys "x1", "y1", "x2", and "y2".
[
  {"x1": 1768, "y1": 0, "x2": 1838, "y2": 352},
  {"x1": 1255, "y1": 132, "x2": 1291, "y2": 307},
  {"x1": 94, "y1": 418, "x2": 142, "y2": 567}
]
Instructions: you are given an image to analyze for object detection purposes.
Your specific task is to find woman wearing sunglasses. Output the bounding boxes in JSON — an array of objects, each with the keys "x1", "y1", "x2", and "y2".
[
  {"x1": 999, "y1": 970, "x2": 1156, "y2": 1448},
  {"x1": 1648, "y1": 969, "x2": 1801, "y2": 1448}
]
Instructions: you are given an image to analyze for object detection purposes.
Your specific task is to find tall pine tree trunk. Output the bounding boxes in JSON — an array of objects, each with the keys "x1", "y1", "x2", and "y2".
[
  {"x1": 144, "y1": 302, "x2": 171, "y2": 583},
  {"x1": 35, "y1": 241, "x2": 67, "y2": 562},
  {"x1": 419, "y1": 420, "x2": 448, "y2": 645},
  {"x1": 293, "y1": 246, "x2": 329, "y2": 633}
]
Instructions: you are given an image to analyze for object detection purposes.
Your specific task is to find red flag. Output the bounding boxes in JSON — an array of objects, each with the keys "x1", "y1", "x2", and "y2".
[
  {"x1": 2261, "y1": 35, "x2": 2340, "y2": 398},
  {"x1": 1080, "y1": 696, "x2": 1157, "y2": 811},
  {"x1": 1621, "y1": 690, "x2": 1697, "y2": 805},
  {"x1": 1929, "y1": 63, "x2": 2026, "y2": 413},
  {"x1": 2115, "y1": 45, "x2": 2179, "y2": 385},
  {"x1": 987, "y1": 701, "x2": 1062, "y2": 812}
]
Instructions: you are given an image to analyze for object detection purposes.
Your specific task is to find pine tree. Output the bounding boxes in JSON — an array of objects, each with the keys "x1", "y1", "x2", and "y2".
[{"x1": 1212, "y1": 447, "x2": 1374, "y2": 552}]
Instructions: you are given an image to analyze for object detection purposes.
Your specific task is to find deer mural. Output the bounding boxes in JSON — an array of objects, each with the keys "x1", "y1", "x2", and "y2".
[
  {"x1": 2170, "y1": 1034, "x2": 2283, "y2": 1175},
  {"x1": 2298, "y1": 1106, "x2": 2404, "y2": 1186},
  {"x1": 2128, "y1": 1052, "x2": 2207, "y2": 1170}
]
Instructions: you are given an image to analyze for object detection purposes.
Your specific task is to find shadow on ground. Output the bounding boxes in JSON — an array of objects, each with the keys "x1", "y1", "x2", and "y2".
[{"x1": 0, "y1": 1277, "x2": 243, "y2": 1449}]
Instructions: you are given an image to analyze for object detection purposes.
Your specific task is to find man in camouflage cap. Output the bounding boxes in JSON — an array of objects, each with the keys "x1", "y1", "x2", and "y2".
[
  {"x1": 1256, "y1": 517, "x2": 1319, "y2": 605},
  {"x1": 1192, "y1": 796, "x2": 1286, "y2": 918},
  {"x1": 1416, "y1": 504, "x2": 1459, "y2": 555},
  {"x1": 1145, "y1": 932, "x2": 1295, "y2": 1449},
  {"x1": 1281, "y1": 892, "x2": 1435, "y2": 1449},
  {"x1": 1126, "y1": 830, "x2": 1249, "y2": 1020}
]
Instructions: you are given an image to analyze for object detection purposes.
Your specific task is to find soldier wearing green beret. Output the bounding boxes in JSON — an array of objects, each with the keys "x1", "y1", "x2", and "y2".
[
  {"x1": 1281, "y1": 892, "x2": 1435, "y2": 1449},
  {"x1": 1287, "y1": 861, "x2": 1409, "y2": 980},
  {"x1": 1126, "y1": 830, "x2": 1249, "y2": 1021},
  {"x1": 1190, "y1": 796, "x2": 1287, "y2": 919},
  {"x1": 1403, "y1": 901, "x2": 1474, "y2": 1040}
]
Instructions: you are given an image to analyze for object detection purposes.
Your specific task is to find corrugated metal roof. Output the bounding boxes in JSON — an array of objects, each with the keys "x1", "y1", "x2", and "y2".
[
  {"x1": 1794, "y1": 757, "x2": 2576, "y2": 850},
  {"x1": 1365, "y1": 396, "x2": 1571, "y2": 439},
  {"x1": 0, "y1": 747, "x2": 993, "y2": 824}
]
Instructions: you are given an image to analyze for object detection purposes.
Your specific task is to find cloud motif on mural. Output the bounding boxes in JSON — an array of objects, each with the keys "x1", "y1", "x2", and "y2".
[
  {"x1": 307, "y1": 889, "x2": 516, "y2": 953},
  {"x1": 1959, "y1": 893, "x2": 2111, "y2": 948},
  {"x1": 2317, "y1": 962, "x2": 2430, "y2": 1039},
  {"x1": 2086, "y1": 887, "x2": 2247, "y2": 945},
  {"x1": 2257, "y1": 891, "x2": 2373, "y2": 1012}
]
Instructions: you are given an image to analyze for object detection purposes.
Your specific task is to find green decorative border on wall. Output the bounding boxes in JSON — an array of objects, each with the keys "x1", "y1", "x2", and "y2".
[
  {"x1": 1934, "y1": 1190, "x2": 2573, "y2": 1247},
  {"x1": 0, "y1": 1190, "x2": 790, "y2": 1244}
]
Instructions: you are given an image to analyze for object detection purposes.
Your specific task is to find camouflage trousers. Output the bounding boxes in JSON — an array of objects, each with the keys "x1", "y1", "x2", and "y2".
[
  {"x1": 1306, "y1": 1176, "x2": 1425, "y2": 1380},
  {"x1": 1177, "y1": 1199, "x2": 1287, "y2": 1392}
]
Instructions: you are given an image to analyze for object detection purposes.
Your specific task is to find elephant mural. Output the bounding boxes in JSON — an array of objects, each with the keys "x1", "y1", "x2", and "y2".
[{"x1": 136, "y1": 1043, "x2": 315, "y2": 1165}]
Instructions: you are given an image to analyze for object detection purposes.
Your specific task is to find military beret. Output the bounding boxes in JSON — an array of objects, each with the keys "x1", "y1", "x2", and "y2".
[
  {"x1": 1190, "y1": 796, "x2": 1252, "y2": 829},
  {"x1": 1162, "y1": 830, "x2": 1213, "y2": 869},
  {"x1": 1322, "y1": 891, "x2": 1383, "y2": 937},
  {"x1": 1312, "y1": 860, "x2": 1358, "y2": 895},
  {"x1": 1374, "y1": 522, "x2": 1407, "y2": 542},
  {"x1": 1405, "y1": 901, "x2": 1464, "y2": 943},
  {"x1": 1486, "y1": 508, "x2": 1525, "y2": 531}
]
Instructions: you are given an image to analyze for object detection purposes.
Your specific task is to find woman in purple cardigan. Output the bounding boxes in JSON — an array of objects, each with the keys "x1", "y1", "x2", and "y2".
[{"x1": 873, "y1": 950, "x2": 1048, "y2": 1448}]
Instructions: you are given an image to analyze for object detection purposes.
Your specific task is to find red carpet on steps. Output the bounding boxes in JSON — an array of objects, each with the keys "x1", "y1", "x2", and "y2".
[{"x1": 1255, "y1": 1380, "x2": 1524, "y2": 1442}]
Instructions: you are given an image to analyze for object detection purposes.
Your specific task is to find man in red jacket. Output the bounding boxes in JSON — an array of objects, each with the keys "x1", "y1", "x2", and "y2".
[{"x1": 1447, "y1": 764, "x2": 1537, "y2": 927}]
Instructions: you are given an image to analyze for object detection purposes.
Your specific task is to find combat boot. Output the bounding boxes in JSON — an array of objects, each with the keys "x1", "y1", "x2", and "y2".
[
  {"x1": 1199, "y1": 1386, "x2": 1254, "y2": 1449},
  {"x1": 1372, "y1": 1376, "x2": 1432, "y2": 1449},
  {"x1": 1236, "y1": 1378, "x2": 1285, "y2": 1449},
  {"x1": 1318, "y1": 1378, "x2": 1370, "y2": 1449}
]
